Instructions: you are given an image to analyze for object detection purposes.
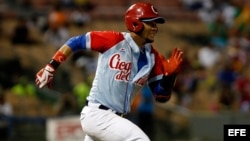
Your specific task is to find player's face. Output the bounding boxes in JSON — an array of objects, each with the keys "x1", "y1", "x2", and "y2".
[{"x1": 141, "y1": 21, "x2": 158, "y2": 43}]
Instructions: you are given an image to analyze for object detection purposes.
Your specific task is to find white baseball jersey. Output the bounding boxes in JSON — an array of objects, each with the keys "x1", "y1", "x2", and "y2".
[{"x1": 66, "y1": 31, "x2": 166, "y2": 114}]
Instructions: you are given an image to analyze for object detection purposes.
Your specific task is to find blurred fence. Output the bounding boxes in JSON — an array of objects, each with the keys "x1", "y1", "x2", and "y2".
[
  {"x1": 189, "y1": 112, "x2": 250, "y2": 141},
  {"x1": 1, "y1": 112, "x2": 250, "y2": 141},
  {"x1": 0, "y1": 116, "x2": 46, "y2": 141}
]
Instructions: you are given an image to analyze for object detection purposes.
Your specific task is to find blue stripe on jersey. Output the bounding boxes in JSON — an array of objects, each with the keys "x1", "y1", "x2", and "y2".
[
  {"x1": 137, "y1": 48, "x2": 147, "y2": 72},
  {"x1": 65, "y1": 35, "x2": 86, "y2": 52}
]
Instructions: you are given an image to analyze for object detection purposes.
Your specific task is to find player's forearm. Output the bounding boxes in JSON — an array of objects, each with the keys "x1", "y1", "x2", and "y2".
[
  {"x1": 160, "y1": 74, "x2": 176, "y2": 91},
  {"x1": 58, "y1": 44, "x2": 73, "y2": 57},
  {"x1": 35, "y1": 44, "x2": 73, "y2": 89},
  {"x1": 49, "y1": 45, "x2": 72, "y2": 69},
  {"x1": 151, "y1": 74, "x2": 176, "y2": 102}
]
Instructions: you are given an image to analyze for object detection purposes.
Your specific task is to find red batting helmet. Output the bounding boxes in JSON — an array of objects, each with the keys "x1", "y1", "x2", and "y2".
[{"x1": 125, "y1": 2, "x2": 165, "y2": 32}]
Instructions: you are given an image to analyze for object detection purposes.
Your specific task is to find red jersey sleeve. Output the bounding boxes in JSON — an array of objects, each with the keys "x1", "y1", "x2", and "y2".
[
  {"x1": 149, "y1": 47, "x2": 166, "y2": 80},
  {"x1": 89, "y1": 31, "x2": 124, "y2": 53}
]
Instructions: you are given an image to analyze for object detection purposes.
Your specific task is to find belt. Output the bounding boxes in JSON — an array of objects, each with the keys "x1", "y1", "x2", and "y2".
[{"x1": 85, "y1": 100, "x2": 125, "y2": 117}]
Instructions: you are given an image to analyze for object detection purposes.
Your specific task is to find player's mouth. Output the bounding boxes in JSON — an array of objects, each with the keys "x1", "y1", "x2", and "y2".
[
  {"x1": 148, "y1": 32, "x2": 156, "y2": 39},
  {"x1": 146, "y1": 33, "x2": 155, "y2": 43}
]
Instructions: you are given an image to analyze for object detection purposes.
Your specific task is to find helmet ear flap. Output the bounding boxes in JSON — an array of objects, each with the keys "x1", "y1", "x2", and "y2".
[{"x1": 131, "y1": 20, "x2": 143, "y2": 32}]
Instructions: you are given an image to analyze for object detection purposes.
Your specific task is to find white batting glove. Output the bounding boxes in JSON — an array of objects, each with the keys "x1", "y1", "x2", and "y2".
[{"x1": 35, "y1": 64, "x2": 55, "y2": 88}]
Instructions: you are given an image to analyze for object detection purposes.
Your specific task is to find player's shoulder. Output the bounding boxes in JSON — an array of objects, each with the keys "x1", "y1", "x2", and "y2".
[
  {"x1": 90, "y1": 30, "x2": 124, "y2": 40},
  {"x1": 88, "y1": 30, "x2": 125, "y2": 51}
]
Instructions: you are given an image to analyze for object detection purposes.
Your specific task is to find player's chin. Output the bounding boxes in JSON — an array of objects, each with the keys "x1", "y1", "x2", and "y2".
[{"x1": 145, "y1": 38, "x2": 154, "y2": 43}]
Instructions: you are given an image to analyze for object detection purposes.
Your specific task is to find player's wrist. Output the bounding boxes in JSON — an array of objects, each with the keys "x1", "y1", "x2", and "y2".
[
  {"x1": 45, "y1": 64, "x2": 55, "y2": 71},
  {"x1": 49, "y1": 59, "x2": 60, "y2": 69},
  {"x1": 49, "y1": 51, "x2": 67, "y2": 69}
]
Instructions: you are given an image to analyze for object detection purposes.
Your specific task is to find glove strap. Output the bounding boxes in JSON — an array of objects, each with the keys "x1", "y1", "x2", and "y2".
[
  {"x1": 49, "y1": 59, "x2": 60, "y2": 69},
  {"x1": 49, "y1": 51, "x2": 67, "y2": 69}
]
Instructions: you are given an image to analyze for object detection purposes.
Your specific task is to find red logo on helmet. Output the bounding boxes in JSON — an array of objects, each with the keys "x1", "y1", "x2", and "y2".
[{"x1": 151, "y1": 5, "x2": 158, "y2": 15}]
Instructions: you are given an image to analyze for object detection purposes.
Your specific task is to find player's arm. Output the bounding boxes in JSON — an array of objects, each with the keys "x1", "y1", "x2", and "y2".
[
  {"x1": 35, "y1": 34, "x2": 88, "y2": 89},
  {"x1": 35, "y1": 45, "x2": 72, "y2": 88},
  {"x1": 149, "y1": 74, "x2": 176, "y2": 102},
  {"x1": 35, "y1": 31, "x2": 123, "y2": 89},
  {"x1": 149, "y1": 48, "x2": 183, "y2": 102}
]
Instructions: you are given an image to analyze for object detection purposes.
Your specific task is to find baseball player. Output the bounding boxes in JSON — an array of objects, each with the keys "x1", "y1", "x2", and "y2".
[{"x1": 36, "y1": 2, "x2": 183, "y2": 141}]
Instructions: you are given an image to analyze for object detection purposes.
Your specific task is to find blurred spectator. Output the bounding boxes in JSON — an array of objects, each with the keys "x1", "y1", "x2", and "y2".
[
  {"x1": 11, "y1": 76, "x2": 36, "y2": 97},
  {"x1": 209, "y1": 14, "x2": 229, "y2": 48},
  {"x1": 29, "y1": 14, "x2": 48, "y2": 33},
  {"x1": 48, "y1": 4, "x2": 67, "y2": 30},
  {"x1": 198, "y1": 0, "x2": 219, "y2": 25},
  {"x1": 71, "y1": 51, "x2": 97, "y2": 74},
  {"x1": 70, "y1": 0, "x2": 95, "y2": 27},
  {"x1": 175, "y1": 68, "x2": 200, "y2": 107},
  {"x1": 11, "y1": 16, "x2": 37, "y2": 45},
  {"x1": 0, "y1": 90, "x2": 13, "y2": 116},
  {"x1": 53, "y1": 68, "x2": 73, "y2": 93},
  {"x1": 234, "y1": 66, "x2": 250, "y2": 113},
  {"x1": 226, "y1": 40, "x2": 248, "y2": 73},
  {"x1": 181, "y1": 0, "x2": 205, "y2": 10},
  {"x1": 54, "y1": 93, "x2": 78, "y2": 116},
  {"x1": 43, "y1": 3, "x2": 69, "y2": 49},
  {"x1": 221, "y1": 1, "x2": 238, "y2": 28},
  {"x1": 197, "y1": 44, "x2": 221, "y2": 69},
  {"x1": 0, "y1": 57, "x2": 23, "y2": 89},
  {"x1": 18, "y1": 0, "x2": 32, "y2": 9},
  {"x1": 59, "y1": 0, "x2": 75, "y2": 8},
  {"x1": 172, "y1": 48, "x2": 198, "y2": 107},
  {"x1": 217, "y1": 63, "x2": 238, "y2": 110},
  {"x1": 197, "y1": 0, "x2": 241, "y2": 48},
  {"x1": 70, "y1": 6, "x2": 91, "y2": 27},
  {"x1": 73, "y1": 74, "x2": 91, "y2": 111},
  {"x1": 73, "y1": 0, "x2": 95, "y2": 12},
  {"x1": 0, "y1": 88, "x2": 13, "y2": 140},
  {"x1": 231, "y1": 0, "x2": 250, "y2": 38},
  {"x1": 43, "y1": 27, "x2": 69, "y2": 49},
  {"x1": 0, "y1": 11, "x2": 3, "y2": 38}
]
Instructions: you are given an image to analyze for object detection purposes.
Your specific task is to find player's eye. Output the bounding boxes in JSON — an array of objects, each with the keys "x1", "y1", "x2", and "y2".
[{"x1": 144, "y1": 22, "x2": 157, "y2": 28}]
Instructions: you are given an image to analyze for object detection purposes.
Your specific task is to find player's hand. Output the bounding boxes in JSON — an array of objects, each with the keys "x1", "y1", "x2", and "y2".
[
  {"x1": 163, "y1": 48, "x2": 183, "y2": 76},
  {"x1": 35, "y1": 64, "x2": 55, "y2": 89}
]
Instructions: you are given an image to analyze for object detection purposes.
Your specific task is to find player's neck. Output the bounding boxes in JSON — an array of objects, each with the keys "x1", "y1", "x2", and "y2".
[{"x1": 130, "y1": 32, "x2": 146, "y2": 49}]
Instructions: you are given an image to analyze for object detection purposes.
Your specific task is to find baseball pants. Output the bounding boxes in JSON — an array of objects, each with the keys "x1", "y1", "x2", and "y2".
[{"x1": 80, "y1": 104, "x2": 150, "y2": 141}]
